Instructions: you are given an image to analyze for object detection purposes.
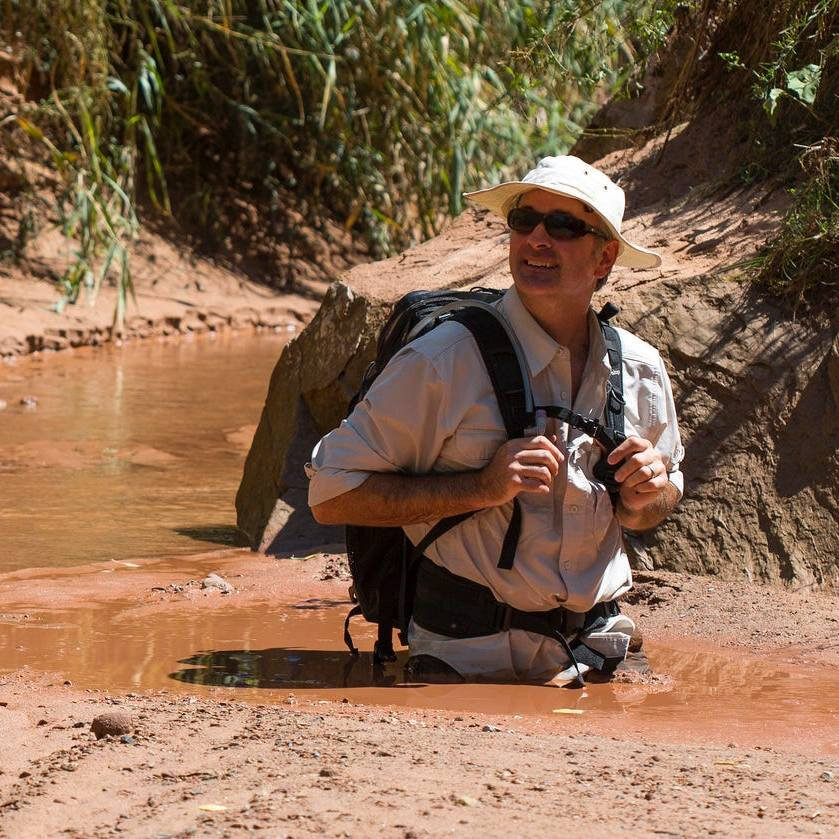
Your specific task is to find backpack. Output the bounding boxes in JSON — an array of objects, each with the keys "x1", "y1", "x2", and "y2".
[{"x1": 341, "y1": 287, "x2": 626, "y2": 664}]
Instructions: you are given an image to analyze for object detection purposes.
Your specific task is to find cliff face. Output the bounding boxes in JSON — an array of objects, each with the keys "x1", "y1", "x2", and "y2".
[{"x1": 237, "y1": 119, "x2": 838, "y2": 590}]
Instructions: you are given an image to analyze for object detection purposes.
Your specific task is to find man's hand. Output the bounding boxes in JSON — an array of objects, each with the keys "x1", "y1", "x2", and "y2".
[
  {"x1": 478, "y1": 435, "x2": 564, "y2": 506},
  {"x1": 606, "y1": 436, "x2": 679, "y2": 531}
]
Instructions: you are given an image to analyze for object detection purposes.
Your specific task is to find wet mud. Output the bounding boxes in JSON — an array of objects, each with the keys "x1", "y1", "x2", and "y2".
[
  {"x1": 0, "y1": 332, "x2": 288, "y2": 572},
  {"x1": 2, "y1": 589, "x2": 837, "y2": 756}
]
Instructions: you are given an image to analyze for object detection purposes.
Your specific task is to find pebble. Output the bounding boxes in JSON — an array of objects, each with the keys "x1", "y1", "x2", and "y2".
[
  {"x1": 201, "y1": 573, "x2": 233, "y2": 595},
  {"x1": 20, "y1": 395, "x2": 38, "y2": 408},
  {"x1": 482, "y1": 724, "x2": 501, "y2": 733},
  {"x1": 91, "y1": 711, "x2": 135, "y2": 739},
  {"x1": 0, "y1": 399, "x2": 6, "y2": 411},
  {"x1": 820, "y1": 771, "x2": 833, "y2": 781},
  {"x1": 120, "y1": 735, "x2": 136, "y2": 745},
  {"x1": 454, "y1": 794, "x2": 481, "y2": 807}
]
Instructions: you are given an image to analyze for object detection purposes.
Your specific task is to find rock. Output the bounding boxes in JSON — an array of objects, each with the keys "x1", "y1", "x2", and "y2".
[
  {"x1": 19, "y1": 395, "x2": 37, "y2": 408},
  {"x1": 482, "y1": 724, "x2": 501, "y2": 733},
  {"x1": 201, "y1": 573, "x2": 233, "y2": 595},
  {"x1": 91, "y1": 711, "x2": 135, "y2": 739},
  {"x1": 453, "y1": 794, "x2": 481, "y2": 807},
  {"x1": 319, "y1": 767, "x2": 335, "y2": 777},
  {"x1": 821, "y1": 771, "x2": 834, "y2": 781},
  {"x1": 235, "y1": 209, "x2": 509, "y2": 552},
  {"x1": 120, "y1": 734, "x2": 136, "y2": 745},
  {"x1": 0, "y1": 399, "x2": 7, "y2": 411}
]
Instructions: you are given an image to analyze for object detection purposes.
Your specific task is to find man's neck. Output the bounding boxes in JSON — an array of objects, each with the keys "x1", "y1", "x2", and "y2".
[{"x1": 516, "y1": 288, "x2": 592, "y2": 353}]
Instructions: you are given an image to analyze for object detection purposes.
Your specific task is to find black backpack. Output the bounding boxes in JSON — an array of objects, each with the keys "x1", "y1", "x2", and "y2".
[{"x1": 341, "y1": 287, "x2": 626, "y2": 663}]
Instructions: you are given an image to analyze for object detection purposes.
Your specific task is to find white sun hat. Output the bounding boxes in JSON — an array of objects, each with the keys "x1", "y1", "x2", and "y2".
[{"x1": 464, "y1": 155, "x2": 661, "y2": 269}]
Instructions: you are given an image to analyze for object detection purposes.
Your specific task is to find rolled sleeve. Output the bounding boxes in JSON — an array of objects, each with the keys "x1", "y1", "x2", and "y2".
[{"x1": 306, "y1": 346, "x2": 451, "y2": 507}]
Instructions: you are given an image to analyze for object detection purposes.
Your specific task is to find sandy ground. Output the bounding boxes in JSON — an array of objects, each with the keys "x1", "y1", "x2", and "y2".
[{"x1": 1, "y1": 550, "x2": 838, "y2": 838}]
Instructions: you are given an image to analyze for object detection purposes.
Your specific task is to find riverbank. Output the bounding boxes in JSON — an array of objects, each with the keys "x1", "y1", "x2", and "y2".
[
  {"x1": 0, "y1": 230, "x2": 324, "y2": 358},
  {"x1": 1, "y1": 549, "x2": 837, "y2": 837}
]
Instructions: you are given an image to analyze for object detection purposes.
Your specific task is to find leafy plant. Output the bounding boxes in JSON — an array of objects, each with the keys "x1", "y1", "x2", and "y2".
[
  {"x1": 2, "y1": 1, "x2": 672, "y2": 327},
  {"x1": 752, "y1": 138, "x2": 838, "y2": 307}
]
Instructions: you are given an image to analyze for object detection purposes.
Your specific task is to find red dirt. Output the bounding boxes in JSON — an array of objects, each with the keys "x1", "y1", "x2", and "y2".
[{"x1": 1, "y1": 551, "x2": 838, "y2": 837}]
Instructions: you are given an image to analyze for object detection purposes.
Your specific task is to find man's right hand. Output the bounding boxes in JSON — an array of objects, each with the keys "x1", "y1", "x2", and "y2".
[{"x1": 477, "y1": 435, "x2": 564, "y2": 506}]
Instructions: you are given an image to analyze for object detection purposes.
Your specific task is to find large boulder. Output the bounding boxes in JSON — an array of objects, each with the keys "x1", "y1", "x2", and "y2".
[
  {"x1": 235, "y1": 209, "x2": 510, "y2": 554},
  {"x1": 236, "y1": 192, "x2": 839, "y2": 590}
]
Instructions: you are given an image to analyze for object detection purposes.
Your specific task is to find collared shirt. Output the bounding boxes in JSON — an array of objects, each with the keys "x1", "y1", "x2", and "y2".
[{"x1": 306, "y1": 286, "x2": 684, "y2": 680}]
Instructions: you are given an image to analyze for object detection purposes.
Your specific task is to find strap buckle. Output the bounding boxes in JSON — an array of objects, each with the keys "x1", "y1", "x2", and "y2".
[{"x1": 495, "y1": 603, "x2": 513, "y2": 632}]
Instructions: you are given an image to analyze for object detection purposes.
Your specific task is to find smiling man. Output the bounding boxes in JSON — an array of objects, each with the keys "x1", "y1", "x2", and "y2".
[{"x1": 307, "y1": 156, "x2": 683, "y2": 684}]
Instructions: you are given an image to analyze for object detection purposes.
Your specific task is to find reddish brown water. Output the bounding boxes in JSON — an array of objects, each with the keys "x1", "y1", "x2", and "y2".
[
  {"x1": 2, "y1": 594, "x2": 837, "y2": 755},
  {"x1": 0, "y1": 332, "x2": 289, "y2": 572}
]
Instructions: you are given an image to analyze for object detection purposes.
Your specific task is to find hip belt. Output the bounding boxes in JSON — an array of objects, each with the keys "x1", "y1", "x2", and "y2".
[{"x1": 411, "y1": 557, "x2": 623, "y2": 685}]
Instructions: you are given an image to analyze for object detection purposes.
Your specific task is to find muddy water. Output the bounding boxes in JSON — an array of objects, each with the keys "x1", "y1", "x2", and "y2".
[
  {"x1": 2, "y1": 594, "x2": 837, "y2": 755},
  {"x1": 0, "y1": 332, "x2": 290, "y2": 573}
]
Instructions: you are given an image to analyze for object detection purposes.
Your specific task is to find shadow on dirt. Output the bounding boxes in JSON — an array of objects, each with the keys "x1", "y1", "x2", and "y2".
[{"x1": 174, "y1": 525, "x2": 248, "y2": 547}]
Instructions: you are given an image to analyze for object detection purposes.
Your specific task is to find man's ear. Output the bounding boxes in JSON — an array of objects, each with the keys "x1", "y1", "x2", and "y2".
[{"x1": 596, "y1": 239, "x2": 619, "y2": 279}]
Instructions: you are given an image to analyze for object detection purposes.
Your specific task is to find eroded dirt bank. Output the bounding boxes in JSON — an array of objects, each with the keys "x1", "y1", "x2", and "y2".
[{"x1": 1, "y1": 551, "x2": 838, "y2": 837}]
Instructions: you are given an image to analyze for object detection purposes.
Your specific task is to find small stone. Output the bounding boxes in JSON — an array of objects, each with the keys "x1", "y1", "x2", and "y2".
[
  {"x1": 19, "y1": 771, "x2": 31, "y2": 779},
  {"x1": 0, "y1": 399, "x2": 7, "y2": 411},
  {"x1": 820, "y1": 771, "x2": 834, "y2": 781},
  {"x1": 91, "y1": 711, "x2": 135, "y2": 739},
  {"x1": 120, "y1": 734, "x2": 136, "y2": 745},
  {"x1": 482, "y1": 724, "x2": 500, "y2": 733},
  {"x1": 72, "y1": 721, "x2": 85, "y2": 729},
  {"x1": 319, "y1": 768, "x2": 335, "y2": 777},
  {"x1": 201, "y1": 573, "x2": 233, "y2": 595},
  {"x1": 63, "y1": 680, "x2": 72, "y2": 686},
  {"x1": 20, "y1": 395, "x2": 38, "y2": 408},
  {"x1": 454, "y1": 794, "x2": 480, "y2": 807}
]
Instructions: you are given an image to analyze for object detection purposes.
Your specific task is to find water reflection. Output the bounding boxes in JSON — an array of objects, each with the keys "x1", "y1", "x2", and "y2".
[
  {"x1": 172, "y1": 648, "x2": 410, "y2": 690},
  {"x1": 0, "y1": 333, "x2": 289, "y2": 571}
]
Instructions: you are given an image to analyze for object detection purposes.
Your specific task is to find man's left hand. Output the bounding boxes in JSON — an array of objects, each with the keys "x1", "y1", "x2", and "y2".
[{"x1": 607, "y1": 436, "x2": 668, "y2": 512}]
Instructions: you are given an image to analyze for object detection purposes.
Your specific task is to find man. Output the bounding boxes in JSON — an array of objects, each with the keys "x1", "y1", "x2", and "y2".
[{"x1": 307, "y1": 156, "x2": 683, "y2": 684}]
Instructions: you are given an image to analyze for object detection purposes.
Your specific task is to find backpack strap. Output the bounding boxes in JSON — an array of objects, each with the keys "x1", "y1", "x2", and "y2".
[
  {"x1": 450, "y1": 307, "x2": 529, "y2": 571},
  {"x1": 594, "y1": 304, "x2": 626, "y2": 505},
  {"x1": 449, "y1": 308, "x2": 530, "y2": 438}
]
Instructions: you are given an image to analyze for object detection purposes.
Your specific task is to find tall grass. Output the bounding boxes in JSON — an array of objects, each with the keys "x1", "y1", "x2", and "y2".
[{"x1": 2, "y1": 1, "x2": 668, "y2": 327}]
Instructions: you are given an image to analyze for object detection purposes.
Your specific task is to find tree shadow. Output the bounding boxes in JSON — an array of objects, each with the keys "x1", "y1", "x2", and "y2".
[{"x1": 649, "y1": 281, "x2": 829, "y2": 489}]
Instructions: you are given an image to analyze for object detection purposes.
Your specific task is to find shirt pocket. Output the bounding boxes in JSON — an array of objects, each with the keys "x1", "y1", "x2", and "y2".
[{"x1": 442, "y1": 426, "x2": 506, "y2": 470}]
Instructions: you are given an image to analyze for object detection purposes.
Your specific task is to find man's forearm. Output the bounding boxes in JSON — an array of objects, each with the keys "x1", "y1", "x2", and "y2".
[
  {"x1": 616, "y1": 481, "x2": 681, "y2": 532},
  {"x1": 311, "y1": 471, "x2": 490, "y2": 526}
]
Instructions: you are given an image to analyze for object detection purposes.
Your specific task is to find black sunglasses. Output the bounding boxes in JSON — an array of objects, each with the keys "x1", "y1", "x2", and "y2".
[{"x1": 507, "y1": 206, "x2": 609, "y2": 241}]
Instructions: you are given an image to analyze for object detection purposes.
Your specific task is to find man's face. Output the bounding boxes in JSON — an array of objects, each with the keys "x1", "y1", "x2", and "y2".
[{"x1": 507, "y1": 189, "x2": 618, "y2": 303}]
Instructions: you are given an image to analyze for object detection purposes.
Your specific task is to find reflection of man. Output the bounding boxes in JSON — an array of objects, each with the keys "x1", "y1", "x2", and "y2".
[{"x1": 308, "y1": 156, "x2": 683, "y2": 684}]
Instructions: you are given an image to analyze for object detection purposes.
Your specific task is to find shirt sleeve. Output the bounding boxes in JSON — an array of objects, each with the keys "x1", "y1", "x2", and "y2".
[
  {"x1": 306, "y1": 346, "x2": 454, "y2": 507},
  {"x1": 657, "y1": 357, "x2": 685, "y2": 496}
]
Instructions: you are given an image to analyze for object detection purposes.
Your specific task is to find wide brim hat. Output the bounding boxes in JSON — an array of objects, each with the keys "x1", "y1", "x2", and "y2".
[{"x1": 464, "y1": 156, "x2": 662, "y2": 269}]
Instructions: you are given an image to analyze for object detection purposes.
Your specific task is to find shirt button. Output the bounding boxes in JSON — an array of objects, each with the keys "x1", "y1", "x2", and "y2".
[
  {"x1": 568, "y1": 505, "x2": 579, "y2": 514},
  {"x1": 560, "y1": 390, "x2": 568, "y2": 400}
]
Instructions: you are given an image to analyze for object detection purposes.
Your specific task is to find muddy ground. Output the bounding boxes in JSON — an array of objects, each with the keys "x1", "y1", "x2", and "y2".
[{"x1": 1, "y1": 551, "x2": 837, "y2": 838}]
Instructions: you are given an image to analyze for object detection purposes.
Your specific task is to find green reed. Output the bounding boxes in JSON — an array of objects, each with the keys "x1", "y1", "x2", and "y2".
[{"x1": 2, "y1": 0, "x2": 666, "y2": 327}]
